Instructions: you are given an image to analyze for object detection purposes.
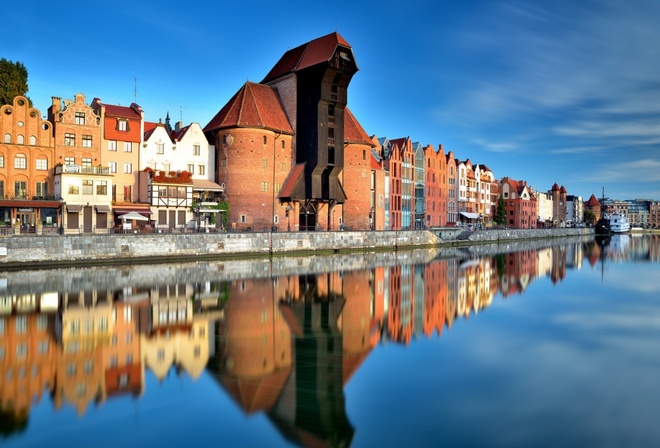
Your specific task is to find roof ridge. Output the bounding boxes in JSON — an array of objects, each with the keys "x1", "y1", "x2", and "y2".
[{"x1": 246, "y1": 83, "x2": 265, "y2": 127}]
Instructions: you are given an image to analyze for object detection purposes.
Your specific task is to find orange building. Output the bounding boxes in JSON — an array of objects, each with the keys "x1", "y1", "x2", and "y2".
[
  {"x1": 0, "y1": 96, "x2": 59, "y2": 230},
  {"x1": 499, "y1": 177, "x2": 537, "y2": 229}
]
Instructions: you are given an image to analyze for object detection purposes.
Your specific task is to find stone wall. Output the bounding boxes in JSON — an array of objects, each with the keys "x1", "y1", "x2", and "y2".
[{"x1": 0, "y1": 228, "x2": 591, "y2": 267}]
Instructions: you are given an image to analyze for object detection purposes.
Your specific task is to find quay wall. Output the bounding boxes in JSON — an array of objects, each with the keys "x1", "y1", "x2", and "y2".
[{"x1": 0, "y1": 228, "x2": 593, "y2": 268}]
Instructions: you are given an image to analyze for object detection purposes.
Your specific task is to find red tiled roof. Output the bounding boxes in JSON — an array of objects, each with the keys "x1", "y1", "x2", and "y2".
[
  {"x1": 262, "y1": 32, "x2": 353, "y2": 83},
  {"x1": 585, "y1": 194, "x2": 601, "y2": 206},
  {"x1": 203, "y1": 82, "x2": 294, "y2": 134},
  {"x1": 170, "y1": 124, "x2": 191, "y2": 142},
  {"x1": 370, "y1": 151, "x2": 382, "y2": 170},
  {"x1": 344, "y1": 107, "x2": 374, "y2": 146},
  {"x1": 551, "y1": 182, "x2": 560, "y2": 191},
  {"x1": 104, "y1": 103, "x2": 142, "y2": 119}
]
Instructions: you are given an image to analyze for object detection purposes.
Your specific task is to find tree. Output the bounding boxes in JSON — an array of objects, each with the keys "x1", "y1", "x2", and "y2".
[
  {"x1": 0, "y1": 58, "x2": 30, "y2": 106},
  {"x1": 583, "y1": 209, "x2": 596, "y2": 225},
  {"x1": 494, "y1": 194, "x2": 507, "y2": 225}
]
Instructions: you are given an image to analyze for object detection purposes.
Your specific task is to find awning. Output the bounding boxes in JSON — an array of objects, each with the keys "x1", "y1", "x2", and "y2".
[
  {"x1": 67, "y1": 204, "x2": 83, "y2": 212},
  {"x1": 192, "y1": 179, "x2": 224, "y2": 191},
  {"x1": 95, "y1": 205, "x2": 111, "y2": 213},
  {"x1": 113, "y1": 207, "x2": 152, "y2": 215},
  {"x1": 199, "y1": 209, "x2": 224, "y2": 213},
  {"x1": 460, "y1": 212, "x2": 480, "y2": 220}
]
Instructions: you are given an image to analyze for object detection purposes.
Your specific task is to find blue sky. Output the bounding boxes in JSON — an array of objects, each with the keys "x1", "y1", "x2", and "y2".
[{"x1": 5, "y1": 0, "x2": 660, "y2": 200}]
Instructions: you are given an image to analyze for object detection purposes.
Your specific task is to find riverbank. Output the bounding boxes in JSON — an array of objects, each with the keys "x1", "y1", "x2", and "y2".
[{"x1": 0, "y1": 227, "x2": 593, "y2": 269}]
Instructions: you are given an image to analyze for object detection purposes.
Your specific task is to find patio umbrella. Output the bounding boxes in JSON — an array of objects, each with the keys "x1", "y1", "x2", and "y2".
[{"x1": 119, "y1": 211, "x2": 149, "y2": 221}]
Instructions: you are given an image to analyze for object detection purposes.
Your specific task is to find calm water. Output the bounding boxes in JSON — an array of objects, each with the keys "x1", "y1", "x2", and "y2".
[{"x1": 1, "y1": 234, "x2": 659, "y2": 448}]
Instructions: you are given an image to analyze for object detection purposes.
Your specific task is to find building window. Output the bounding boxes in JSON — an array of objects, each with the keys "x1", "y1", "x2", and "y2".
[
  {"x1": 108, "y1": 140, "x2": 117, "y2": 151},
  {"x1": 30, "y1": 135, "x2": 36, "y2": 145},
  {"x1": 109, "y1": 161, "x2": 117, "y2": 173},
  {"x1": 65, "y1": 133, "x2": 76, "y2": 146},
  {"x1": 281, "y1": 140, "x2": 285, "y2": 149},
  {"x1": 162, "y1": 163, "x2": 170, "y2": 172},
  {"x1": 97, "y1": 181, "x2": 107, "y2": 196},
  {"x1": 82, "y1": 157, "x2": 92, "y2": 168},
  {"x1": 260, "y1": 181, "x2": 269, "y2": 192},
  {"x1": 36, "y1": 158, "x2": 48, "y2": 170},
  {"x1": 262, "y1": 159, "x2": 267, "y2": 169},
  {"x1": 117, "y1": 119, "x2": 128, "y2": 131},
  {"x1": 198, "y1": 165, "x2": 205, "y2": 176},
  {"x1": 82, "y1": 180, "x2": 93, "y2": 195},
  {"x1": 14, "y1": 154, "x2": 27, "y2": 169},
  {"x1": 17, "y1": 134, "x2": 24, "y2": 144},
  {"x1": 123, "y1": 142, "x2": 132, "y2": 152},
  {"x1": 240, "y1": 214, "x2": 246, "y2": 223},
  {"x1": 14, "y1": 181, "x2": 26, "y2": 199},
  {"x1": 3, "y1": 134, "x2": 10, "y2": 143},
  {"x1": 68, "y1": 185, "x2": 79, "y2": 195},
  {"x1": 263, "y1": 136, "x2": 267, "y2": 145},
  {"x1": 221, "y1": 159, "x2": 226, "y2": 167},
  {"x1": 82, "y1": 135, "x2": 92, "y2": 147},
  {"x1": 36, "y1": 182, "x2": 47, "y2": 197},
  {"x1": 157, "y1": 143, "x2": 164, "y2": 154},
  {"x1": 123, "y1": 163, "x2": 133, "y2": 174},
  {"x1": 64, "y1": 156, "x2": 75, "y2": 165},
  {"x1": 0, "y1": 155, "x2": 3, "y2": 168},
  {"x1": 123, "y1": 185, "x2": 132, "y2": 201},
  {"x1": 187, "y1": 164, "x2": 194, "y2": 173},
  {"x1": 280, "y1": 162, "x2": 286, "y2": 171},
  {"x1": 15, "y1": 315, "x2": 27, "y2": 333},
  {"x1": 74, "y1": 111, "x2": 85, "y2": 125},
  {"x1": 193, "y1": 144, "x2": 200, "y2": 155}
]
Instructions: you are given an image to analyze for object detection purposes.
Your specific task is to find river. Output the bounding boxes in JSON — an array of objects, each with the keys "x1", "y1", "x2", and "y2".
[{"x1": 1, "y1": 234, "x2": 658, "y2": 447}]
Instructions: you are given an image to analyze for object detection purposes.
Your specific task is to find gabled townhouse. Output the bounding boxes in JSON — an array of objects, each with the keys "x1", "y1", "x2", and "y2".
[
  {"x1": 457, "y1": 159, "x2": 481, "y2": 224},
  {"x1": 413, "y1": 141, "x2": 425, "y2": 229},
  {"x1": 49, "y1": 93, "x2": 113, "y2": 233},
  {"x1": 423, "y1": 144, "x2": 440, "y2": 228},
  {"x1": 390, "y1": 137, "x2": 414, "y2": 229},
  {"x1": 446, "y1": 151, "x2": 457, "y2": 224},
  {"x1": 650, "y1": 201, "x2": 660, "y2": 228},
  {"x1": 499, "y1": 177, "x2": 537, "y2": 229},
  {"x1": 139, "y1": 118, "x2": 192, "y2": 230},
  {"x1": 381, "y1": 137, "x2": 402, "y2": 230},
  {"x1": 474, "y1": 163, "x2": 496, "y2": 225},
  {"x1": 0, "y1": 96, "x2": 58, "y2": 232},
  {"x1": 92, "y1": 98, "x2": 148, "y2": 225},
  {"x1": 435, "y1": 144, "x2": 448, "y2": 227}
]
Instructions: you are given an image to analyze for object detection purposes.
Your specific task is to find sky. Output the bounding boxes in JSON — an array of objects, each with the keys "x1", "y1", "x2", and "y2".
[{"x1": 5, "y1": 0, "x2": 660, "y2": 201}]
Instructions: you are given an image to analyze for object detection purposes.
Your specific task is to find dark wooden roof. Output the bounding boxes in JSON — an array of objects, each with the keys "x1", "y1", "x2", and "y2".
[{"x1": 262, "y1": 32, "x2": 354, "y2": 83}]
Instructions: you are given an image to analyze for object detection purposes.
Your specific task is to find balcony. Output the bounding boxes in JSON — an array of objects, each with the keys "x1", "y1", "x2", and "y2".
[{"x1": 55, "y1": 165, "x2": 111, "y2": 176}]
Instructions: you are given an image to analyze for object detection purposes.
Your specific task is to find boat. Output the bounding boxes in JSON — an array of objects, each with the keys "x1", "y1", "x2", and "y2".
[
  {"x1": 607, "y1": 213, "x2": 630, "y2": 233},
  {"x1": 594, "y1": 217, "x2": 612, "y2": 235}
]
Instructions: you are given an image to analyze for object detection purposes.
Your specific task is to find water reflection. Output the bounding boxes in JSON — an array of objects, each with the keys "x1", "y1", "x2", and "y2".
[{"x1": 1, "y1": 234, "x2": 658, "y2": 446}]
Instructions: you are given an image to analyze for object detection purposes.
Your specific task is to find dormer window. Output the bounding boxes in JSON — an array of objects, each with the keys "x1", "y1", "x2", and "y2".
[{"x1": 117, "y1": 119, "x2": 128, "y2": 132}]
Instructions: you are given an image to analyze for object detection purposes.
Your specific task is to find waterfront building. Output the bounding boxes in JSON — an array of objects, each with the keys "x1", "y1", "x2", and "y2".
[
  {"x1": 499, "y1": 177, "x2": 537, "y2": 229},
  {"x1": 651, "y1": 201, "x2": 660, "y2": 228},
  {"x1": 0, "y1": 96, "x2": 59, "y2": 230},
  {"x1": 474, "y1": 163, "x2": 496, "y2": 225},
  {"x1": 550, "y1": 183, "x2": 568, "y2": 227},
  {"x1": 536, "y1": 191, "x2": 554, "y2": 228},
  {"x1": 585, "y1": 194, "x2": 601, "y2": 220},
  {"x1": 92, "y1": 98, "x2": 149, "y2": 224},
  {"x1": 446, "y1": 151, "x2": 458, "y2": 224},
  {"x1": 566, "y1": 194, "x2": 584, "y2": 226},
  {"x1": 382, "y1": 137, "x2": 402, "y2": 230},
  {"x1": 48, "y1": 93, "x2": 111, "y2": 232},
  {"x1": 341, "y1": 108, "x2": 379, "y2": 230},
  {"x1": 390, "y1": 137, "x2": 414, "y2": 229},
  {"x1": 423, "y1": 144, "x2": 441, "y2": 228},
  {"x1": 413, "y1": 141, "x2": 425, "y2": 229}
]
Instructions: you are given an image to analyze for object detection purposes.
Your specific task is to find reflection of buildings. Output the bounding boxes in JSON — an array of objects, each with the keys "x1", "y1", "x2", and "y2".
[{"x1": 0, "y1": 293, "x2": 58, "y2": 428}]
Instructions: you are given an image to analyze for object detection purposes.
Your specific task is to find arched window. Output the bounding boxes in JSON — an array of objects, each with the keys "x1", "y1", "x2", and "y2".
[
  {"x1": 29, "y1": 135, "x2": 36, "y2": 145},
  {"x1": 17, "y1": 134, "x2": 24, "y2": 144},
  {"x1": 14, "y1": 154, "x2": 27, "y2": 169},
  {"x1": 3, "y1": 134, "x2": 10, "y2": 144}
]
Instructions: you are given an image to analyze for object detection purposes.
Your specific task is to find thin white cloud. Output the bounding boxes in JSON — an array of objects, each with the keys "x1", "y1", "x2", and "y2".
[{"x1": 584, "y1": 159, "x2": 660, "y2": 183}]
